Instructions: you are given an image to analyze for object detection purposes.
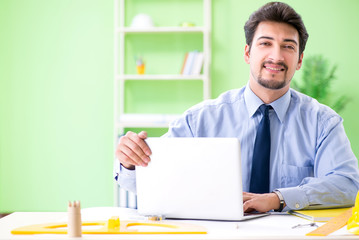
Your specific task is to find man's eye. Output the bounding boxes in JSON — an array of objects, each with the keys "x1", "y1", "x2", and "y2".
[
  {"x1": 284, "y1": 45, "x2": 295, "y2": 50},
  {"x1": 260, "y1": 42, "x2": 270, "y2": 46}
]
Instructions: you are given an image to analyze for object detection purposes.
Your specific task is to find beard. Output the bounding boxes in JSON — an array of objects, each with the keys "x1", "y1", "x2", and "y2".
[
  {"x1": 256, "y1": 61, "x2": 290, "y2": 90},
  {"x1": 257, "y1": 73, "x2": 289, "y2": 89}
]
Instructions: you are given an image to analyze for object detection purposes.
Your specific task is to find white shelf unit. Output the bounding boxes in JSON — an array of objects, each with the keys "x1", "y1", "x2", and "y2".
[
  {"x1": 117, "y1": 74, "x2": 206, "y2": 80},
  {"x1": 118, "y1": 113, "x2": 181, "y2": 128},
  {"x1": 118, "y1": 26, "x2": 206, "y2": 33},
  {"x1": 114, "y1": 0, "x2": 211, "y2": 208}
]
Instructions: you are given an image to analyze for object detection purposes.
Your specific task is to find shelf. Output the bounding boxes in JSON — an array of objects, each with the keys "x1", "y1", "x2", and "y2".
[
  {"x1": 115, "y1": 0, "x2": 212, "y2": 208},
  {"x1": 117, "y1": 74, "x2": 205, "y2": 81},
  {"x1": 118, "y1": 114, "x2": 181, "y2": 128},
  {"x1": 118, "y1": 27, "x2": 206, "y2": 33}
]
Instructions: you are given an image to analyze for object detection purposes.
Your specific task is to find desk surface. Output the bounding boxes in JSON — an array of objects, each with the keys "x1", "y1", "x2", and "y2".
[{"x1": 1, "y1": 207, "x2": 358, "y2": 240}]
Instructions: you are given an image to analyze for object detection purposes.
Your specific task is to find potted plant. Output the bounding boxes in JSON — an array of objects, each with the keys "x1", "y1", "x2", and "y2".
[{"x1": 292, "y1": 55, "x2": 349, "y2": 113}]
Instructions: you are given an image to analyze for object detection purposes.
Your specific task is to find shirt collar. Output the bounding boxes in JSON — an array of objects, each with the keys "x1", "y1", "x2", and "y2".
[{"x1": 244, "y1": 83, "x2": 291, "y2": 123}]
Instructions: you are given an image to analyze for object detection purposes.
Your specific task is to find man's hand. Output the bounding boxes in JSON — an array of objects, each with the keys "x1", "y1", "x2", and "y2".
[
  {"x1": 243, "y1": 192, "x2": 280, "y2": 213},
  {"x1": 115, "y1": 131, "x2": 152, "y2": 170}
]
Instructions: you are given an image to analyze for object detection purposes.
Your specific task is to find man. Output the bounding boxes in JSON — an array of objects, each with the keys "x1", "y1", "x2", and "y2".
[{"x1": 115, "y1": 2, "x2": 359, "y2": 213}]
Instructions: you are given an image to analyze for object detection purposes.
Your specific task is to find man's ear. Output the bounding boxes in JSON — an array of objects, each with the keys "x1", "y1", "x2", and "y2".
[
  {"x1": 296, "y1": 52, "x2": 304, "y2": 70},
  {"x1": 244, "y1": 44, "x2": 251, "y2": 64}
]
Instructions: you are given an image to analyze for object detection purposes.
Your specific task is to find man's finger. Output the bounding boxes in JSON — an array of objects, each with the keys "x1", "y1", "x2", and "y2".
[
  {"x1": 116, "y1": 151, "x2": 137, "y2": 169},
  {"x1": 120, "y1": 144, "x2": 147, "y2": 167},
  {"x1": 126, "y1": 131, "x2": 152, "y2": 156},
  {"x1": 116, "y1": 132, "x2": 149, "y2": 168},
  {"x1": 243, "y1": 200, "x2": 255, "y2": 213},
  {"x1": 138, "y1": 131, "x2": 148, "y2": 139},
  {"x1": 242, "y1": 192, "x2": 256, "y2": 201}
]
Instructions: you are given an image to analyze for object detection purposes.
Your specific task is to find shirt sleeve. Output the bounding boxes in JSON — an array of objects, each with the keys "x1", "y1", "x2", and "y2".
[
  {"x1": 113, "y1": 158, "x2": 137, "y2": 193},
  {"x1": 164, "y1": 111, "x2": 196, "y2": 137},
  {"x1": 278, "y1": 116, "x2": 359, "y2": 211}
]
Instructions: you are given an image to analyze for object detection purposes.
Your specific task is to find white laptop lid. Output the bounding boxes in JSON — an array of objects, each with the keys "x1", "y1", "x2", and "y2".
[{"x1": 136, "y1": 137, "x2": 247, "y2": 221}]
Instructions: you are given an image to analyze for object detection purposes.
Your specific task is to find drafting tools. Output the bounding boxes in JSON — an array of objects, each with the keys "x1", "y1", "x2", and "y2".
[
  {"x1": 289, "y1": 207, "x2": 352, "y2": 222},
  {"x1": 306, "y1": 208, "x2": 353, "y2": 236},
  {"x1": 68, "y1": 201, "x2": 81, "y2": 237},
  {"x1": 11, "y1": 216, "x2": 207, "y2": 235},
  {"x1": 347, "y1": 191, "x2": 359, "y2": 234}
]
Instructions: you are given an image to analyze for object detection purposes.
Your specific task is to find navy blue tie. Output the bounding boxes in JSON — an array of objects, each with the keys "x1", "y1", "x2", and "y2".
[{"x1": 250, "y1": 104, "x2": 271, "y2": 194}]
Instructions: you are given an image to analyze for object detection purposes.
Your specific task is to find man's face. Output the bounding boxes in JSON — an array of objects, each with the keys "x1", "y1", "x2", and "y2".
[{"x1": 244, "y1": 21, "x2": 303, "y2": 91}]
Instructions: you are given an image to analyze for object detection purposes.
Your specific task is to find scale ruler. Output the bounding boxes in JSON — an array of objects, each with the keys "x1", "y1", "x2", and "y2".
[{"x1": 306, "y1": 208, "x2": 353, "y2": 236}]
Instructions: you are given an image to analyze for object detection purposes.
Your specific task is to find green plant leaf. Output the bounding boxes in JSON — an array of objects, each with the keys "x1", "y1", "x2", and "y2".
[{"x1": 292, "y1": 55, "x2": 348, "y2": 113}]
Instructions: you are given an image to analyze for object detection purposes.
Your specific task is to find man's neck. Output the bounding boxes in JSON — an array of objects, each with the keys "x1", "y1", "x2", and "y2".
[{"x1": 248, "y1": 79, "x2": 290, "y2": 104}]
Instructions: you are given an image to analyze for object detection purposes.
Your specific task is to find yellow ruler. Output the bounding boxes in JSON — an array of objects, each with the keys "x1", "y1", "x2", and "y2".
[
  {"x1": 306, "y1": 208, "x2": 353, "y2": 236},
  {"x1": 11, "y1": 216, "x2": 207, "y2": 235}
]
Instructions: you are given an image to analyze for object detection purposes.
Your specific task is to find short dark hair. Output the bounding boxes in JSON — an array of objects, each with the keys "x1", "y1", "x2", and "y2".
[{"x1": 244, "y1": 2, "x2": 309, "y2": 56}]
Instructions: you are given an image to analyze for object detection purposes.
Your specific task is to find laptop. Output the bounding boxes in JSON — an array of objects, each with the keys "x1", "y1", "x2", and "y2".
[{"x1": 136, "y1": 137, "x2": 269, "y2": 221}]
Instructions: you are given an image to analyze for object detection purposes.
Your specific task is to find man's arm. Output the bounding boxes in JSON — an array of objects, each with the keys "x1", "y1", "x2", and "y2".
[
  {"x1": 278, "y1": 117, "x2": 359, "y2": 211},
  {"x1": 115, "y1": 131, "x2": 151, "y2": 169},
  {"x1": 113, "y1": 114, "x2": 193, "y2": 192},
  {"x1": 114, "y1": 131, "x2": 151, "y2": 193},
  {"x1": 243, "y1": 192, "x2": 281, "y2": 212},
  {"x1": 244, "y1": 116, "x2": 359, "y2": 213},
  {"x1": 114, "y1": 160, "x2": 137, "y2": 193}
]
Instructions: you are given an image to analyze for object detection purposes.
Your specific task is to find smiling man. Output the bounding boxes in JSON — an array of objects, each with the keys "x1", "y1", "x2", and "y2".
[
  {"x1": 245, "y1": 21, "x2": 302, "y2": 104},
  {"x1": 115, "y1": 2, "x2": 359, "y2": 213}
]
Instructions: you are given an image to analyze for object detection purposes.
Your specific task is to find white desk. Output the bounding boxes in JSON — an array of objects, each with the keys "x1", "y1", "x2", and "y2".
[{"x1": 1, "y1": 207, "x2": 358, "y2": 240}]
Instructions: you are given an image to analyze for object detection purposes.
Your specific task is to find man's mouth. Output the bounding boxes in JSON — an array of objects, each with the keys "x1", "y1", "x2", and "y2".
[
  {"x1": 263, "y1": 62, "x2": 287, "y2": 72},
  {"x1": 265, "y1": 66, "x2": 285, "y2": 71}
]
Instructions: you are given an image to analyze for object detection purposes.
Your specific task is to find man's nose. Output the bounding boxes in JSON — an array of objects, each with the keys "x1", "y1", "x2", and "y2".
[{"x1": 268, "y1": 45, "x2": 284, "y2": 62}]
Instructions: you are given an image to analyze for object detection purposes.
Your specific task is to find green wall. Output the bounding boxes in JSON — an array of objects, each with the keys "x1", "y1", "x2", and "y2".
[
  {"x1": 0, "y1": 1, "x2": 114, "y2": 212},
  {"x1": 1, "y1": 0, "x2": 359, "y2": 212}
]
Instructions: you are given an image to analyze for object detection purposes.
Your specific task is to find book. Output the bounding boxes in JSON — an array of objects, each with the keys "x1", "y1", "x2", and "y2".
[
  {"x1": 182, "y1": 51, "x2": 197, "y2": 75},
  {"x1": 289, "y1": 207, "x2": 352, "y2": 222},
  {"x1": 180, "y1": 52, "x2": 189, "y2": 74},
  {"x1": 191, "y1": 52, "x2": 204, "y2": 75}
]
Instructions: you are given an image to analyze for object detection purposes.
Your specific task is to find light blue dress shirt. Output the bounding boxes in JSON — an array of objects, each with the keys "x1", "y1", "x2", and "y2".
[{"x1": 115, "y1": 84, "x2": 359, "y2": 211}]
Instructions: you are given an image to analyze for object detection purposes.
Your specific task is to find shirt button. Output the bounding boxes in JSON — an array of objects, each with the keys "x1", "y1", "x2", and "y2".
[{"x1": 295, "y1": 203, "x2": 300, "y2": 209}]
